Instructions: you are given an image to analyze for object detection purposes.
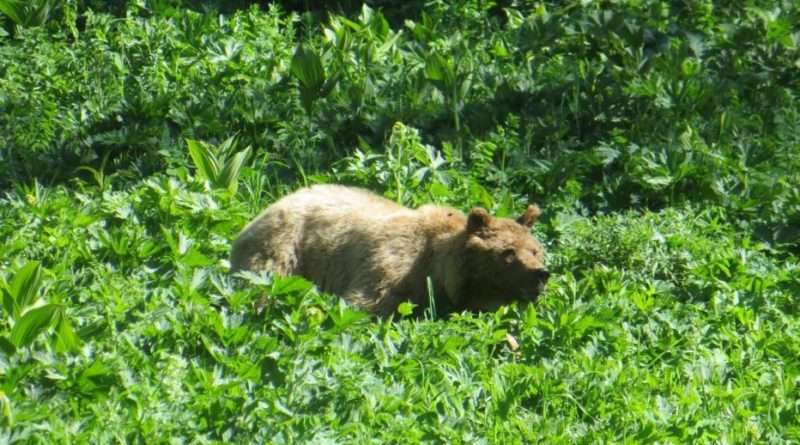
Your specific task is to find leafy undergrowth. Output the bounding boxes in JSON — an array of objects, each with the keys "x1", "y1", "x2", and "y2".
[
  {"x1": 1, "y1": 175, "x2": 797, "y2": 443},
  {"x1": 2, "y1": 0, "x2": 799, "y2": 443}
]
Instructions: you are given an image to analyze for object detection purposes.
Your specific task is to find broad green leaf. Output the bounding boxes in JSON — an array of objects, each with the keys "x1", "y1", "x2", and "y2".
[
  {"x1": 76, "y1": 318, "x2": 108, "y2": 341},
  {"x1": 397, "y1": 302, "x2": 416, "y2": 316},
  {"x1": 0, "y1": 0, "x2": 51, "y2": 27},
  {"x1": 270, "y1": 276, "x2": 314, "y2": 296},
  {"x1": 180, "y1": 246, "x2": 216, "y2": 267},
  {"x1": 290, "y1": 45, "x2": 325, "y2": 91},
  {"x1": 340, "y1": 16, "x2": 362, "y2": 33},
  {"x1": 572, "y1": 315, "x2": 605, "y2": 337},
  {"x1": 216, "y1": 145, "x2": 251, "y2": 194},
  {"x1": 2, "y1": 288, "x2": 16, "y2": 320},
  {"x1": 10, "y1": 304, "x2": 58, "y2": 348},
  {"x1": 54, "y1": 310, "x2": 79, "y2": 353},
  {"x1": 11, "y1": 261, "x2": 42, "y2": 312},
  {"x1": 425, "y1": 54, "x2": 455, "y2": 89},
  {"x1": 187, "y1": 139, "x2": 220, "y2": 182},
  {"x1": 491, "y1": 329, "x2": 509, "y2": 343},
  {"x1": 492, "y1": 38, "x2": 508, "y2": 57},
  {"x1": 30, "y1": 0, "x2": 51, "y2": 27},
  {"x1": 235, "y1": 270, "x2": 274, "y2": 287},
  {"x1": 330, "y1": 308, "x2": 369, "y2": 329},
  {"x1": 0, "y1": 0, "x2": 23, "y2": 24},
  {"x1": 80, "y1": 359, "x2": 112, "y2": 380},
  {"x1": 217, "y1": 135, "x2": 237, "y2": 157}
]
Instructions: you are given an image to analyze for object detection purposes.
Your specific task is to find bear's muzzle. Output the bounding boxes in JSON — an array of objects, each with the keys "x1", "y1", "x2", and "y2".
[{"x1": 521, "y1": 268, "x2": 550, "y2": 301}]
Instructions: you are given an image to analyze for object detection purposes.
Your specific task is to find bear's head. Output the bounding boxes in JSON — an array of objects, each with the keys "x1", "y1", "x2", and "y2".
[{"x1": 458, "y1": 205, "x2": 549, "y2": 312}]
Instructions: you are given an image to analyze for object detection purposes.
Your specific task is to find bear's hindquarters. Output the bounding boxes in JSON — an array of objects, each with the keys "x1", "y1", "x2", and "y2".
[{"x1": 229, "y1": 207, "x2": 302, "y2": 275}]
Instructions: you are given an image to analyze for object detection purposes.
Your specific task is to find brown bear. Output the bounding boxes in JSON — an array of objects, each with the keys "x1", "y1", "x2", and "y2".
[{"x1": 230, "y1": 185, "x2": 549, "y2": 315}]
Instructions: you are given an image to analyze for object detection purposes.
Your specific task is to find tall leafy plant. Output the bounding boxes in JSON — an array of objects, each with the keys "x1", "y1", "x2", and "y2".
[
  {"x1": 0, "y1": 0, "x2": 56, "y2": 27},
  {"x1": 0, "y1": 261, "x2": 78, "y2": 355},
  {"x1": 290, "y1": 44, "x2": 341, "y2": 116},
  {"x1": 186, "y1": 137, "x2": 252, "y2": 195}
]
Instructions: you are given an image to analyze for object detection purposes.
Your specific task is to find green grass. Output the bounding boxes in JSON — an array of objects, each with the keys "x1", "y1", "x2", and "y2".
[{"x1": 1, "y1": 0, "x2": 799, "y2": 443}]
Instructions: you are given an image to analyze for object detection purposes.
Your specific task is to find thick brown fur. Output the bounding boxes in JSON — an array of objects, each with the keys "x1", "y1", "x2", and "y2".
[{"x1": 230, "y1": 185, "x2": 549, "y2": 316}]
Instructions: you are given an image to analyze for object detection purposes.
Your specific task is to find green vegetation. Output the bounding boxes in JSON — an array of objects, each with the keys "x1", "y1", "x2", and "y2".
[{"x1": 1, "y1": 0, "x2": 798, "y2": 442}]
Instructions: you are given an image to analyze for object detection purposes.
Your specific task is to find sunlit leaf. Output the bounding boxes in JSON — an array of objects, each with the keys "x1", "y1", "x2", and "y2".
[
  {"x1": 10, "y1": 304, "x2": 58, "y2": 348},
  {"x1": 217, "y1": 145, "x2": 251, "y2": 194},
  {"x1": 2, "y1": 287, "x2": 16, "y2": 321},
  {"x1": 397, "y1": 301, "x2": 416, "y2": 316},
  {"x1": 54, "y1": 309, "x2": 79, "y2": 353},
  {"x1": 270, "y1": 276, "x2": 314, "y2": 296},
  {"x1": 11, "y1": 261, "x2": 42, "y2": 313},
  {"x1": 187, "y1": 139, "x2": 220, "y2": 182},
  {"x1": 0, "y1": 0, "x2": 24, "y2": 24}
]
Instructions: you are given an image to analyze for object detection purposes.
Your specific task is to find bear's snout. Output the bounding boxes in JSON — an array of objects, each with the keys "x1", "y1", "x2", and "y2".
[
  {"x1": 534, "y1": 269, "x2": 550, "y2": 284},
  {"x1": 521, "y1": 268, "x2": 550, "y2": 301}
]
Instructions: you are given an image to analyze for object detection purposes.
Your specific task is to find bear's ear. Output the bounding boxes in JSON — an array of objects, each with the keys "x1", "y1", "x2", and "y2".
[
  {"x1": 467, "y1": 208, "x2": 491, "y2": 232},
  {"x1": 516, "y1": 204, "x2": 541, "y2": 228}
]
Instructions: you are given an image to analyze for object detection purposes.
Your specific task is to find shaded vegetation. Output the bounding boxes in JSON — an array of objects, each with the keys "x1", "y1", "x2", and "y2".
[{"x1": 1, "y1": 0, "x2": 798, "y2": 442}]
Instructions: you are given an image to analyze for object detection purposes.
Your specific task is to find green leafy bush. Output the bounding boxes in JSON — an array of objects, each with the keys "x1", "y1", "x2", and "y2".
[
  {"x1": 187, "y1": 137, "x2": 251, "y2": 194},
  {"x1": 0, "y1": 0, "x2": 798, "y2": 442},
  {"x1": 1, "y1": 173, "x2": 798, "y2": 442}
]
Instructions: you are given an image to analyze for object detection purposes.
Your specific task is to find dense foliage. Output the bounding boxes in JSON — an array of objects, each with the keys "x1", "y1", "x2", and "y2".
[{"x1": 1, "y1": 0, "x2": 798, "y2": 442}]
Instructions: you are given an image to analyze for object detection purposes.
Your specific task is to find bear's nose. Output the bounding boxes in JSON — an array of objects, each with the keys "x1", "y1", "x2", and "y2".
[{"x1": 535, "y1": 269, "x2": 550, "y2": 283}]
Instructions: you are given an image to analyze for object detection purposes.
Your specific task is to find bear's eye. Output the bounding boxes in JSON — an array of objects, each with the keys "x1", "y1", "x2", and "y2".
[{"x1": 501, "y1": 248, "x2": 516, "y2": 260}]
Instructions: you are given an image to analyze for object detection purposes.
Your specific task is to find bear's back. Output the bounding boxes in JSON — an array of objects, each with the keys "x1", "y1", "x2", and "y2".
[
  {"x1": 230, "y1": 185, "x2": 416, "y2": 274},
  {"x1": 274, "y1": 184, "x2": 408, "y2": 218}
]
